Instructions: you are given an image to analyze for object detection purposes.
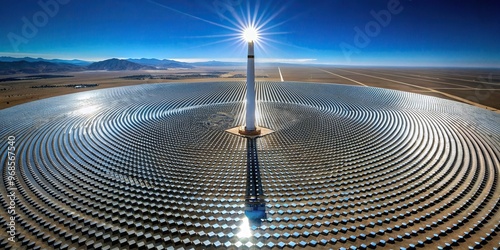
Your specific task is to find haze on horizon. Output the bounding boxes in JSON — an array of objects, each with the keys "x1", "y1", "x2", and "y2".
[{"x1": 2, "y1": 0, "x2": 499, "y2": 68}]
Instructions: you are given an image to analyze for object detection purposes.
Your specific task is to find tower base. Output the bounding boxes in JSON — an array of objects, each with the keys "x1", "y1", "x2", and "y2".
[
  {"x1": 226, "y1": 126, "x2": 274, "y2": 138},
  {"x1": 238, "y1": 126, "x2": 261, "y2": 136}
]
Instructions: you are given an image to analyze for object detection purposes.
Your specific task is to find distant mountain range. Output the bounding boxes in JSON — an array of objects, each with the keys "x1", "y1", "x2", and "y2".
[
  {"x1": 190, "y1": 60, "x2": 244, "y2": 67},
  {"x1": 0, "y1": 56, "x2": 91, "y2": 66},
  {"x1": 87, "y1": 59, "x2": 156, "y2": 71},
  {"x1": 0, "y1": 57, "x2": 247, "y2": 75},
  {"x1": 127, "y1": 58, "x2": 193, "y2": 69},
  {"x1": 0, "y1": 61, "x2": 84, "y2": 75}
]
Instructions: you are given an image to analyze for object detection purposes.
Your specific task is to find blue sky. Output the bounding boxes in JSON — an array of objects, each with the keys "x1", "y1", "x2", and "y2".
[{"x1": 1, "y1": 0, "x2": 499, "y2": 67}]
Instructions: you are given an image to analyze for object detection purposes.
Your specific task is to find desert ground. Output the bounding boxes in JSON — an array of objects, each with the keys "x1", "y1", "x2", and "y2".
[{"x1": 1, "y1": 66, "x2": 499, "y2": 112}]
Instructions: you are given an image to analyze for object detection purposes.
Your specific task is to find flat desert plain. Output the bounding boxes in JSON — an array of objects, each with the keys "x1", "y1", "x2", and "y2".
[{"x1": 1, "y1": 66, "x2": 499, "y2": 112}]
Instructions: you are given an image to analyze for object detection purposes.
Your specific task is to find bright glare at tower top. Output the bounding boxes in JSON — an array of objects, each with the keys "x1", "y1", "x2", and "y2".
[{"x1": 243, "y1": 26, "x2": 259, "y2": 42}]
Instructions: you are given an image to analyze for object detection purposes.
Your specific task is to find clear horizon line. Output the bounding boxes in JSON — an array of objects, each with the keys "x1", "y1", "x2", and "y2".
[{"x1": 1, "y1": 53, "x2": 499, "y2": 68}]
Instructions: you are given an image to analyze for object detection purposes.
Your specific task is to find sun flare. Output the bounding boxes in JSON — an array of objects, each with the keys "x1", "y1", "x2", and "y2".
[{"x1": 243, "y1": 27, "x2": 259, "y2": 42}]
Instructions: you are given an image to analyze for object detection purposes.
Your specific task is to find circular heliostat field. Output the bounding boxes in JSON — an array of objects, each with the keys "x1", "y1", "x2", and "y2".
[{"x1": 1, "y1": 81, "x2": 499, "y2": 249}]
